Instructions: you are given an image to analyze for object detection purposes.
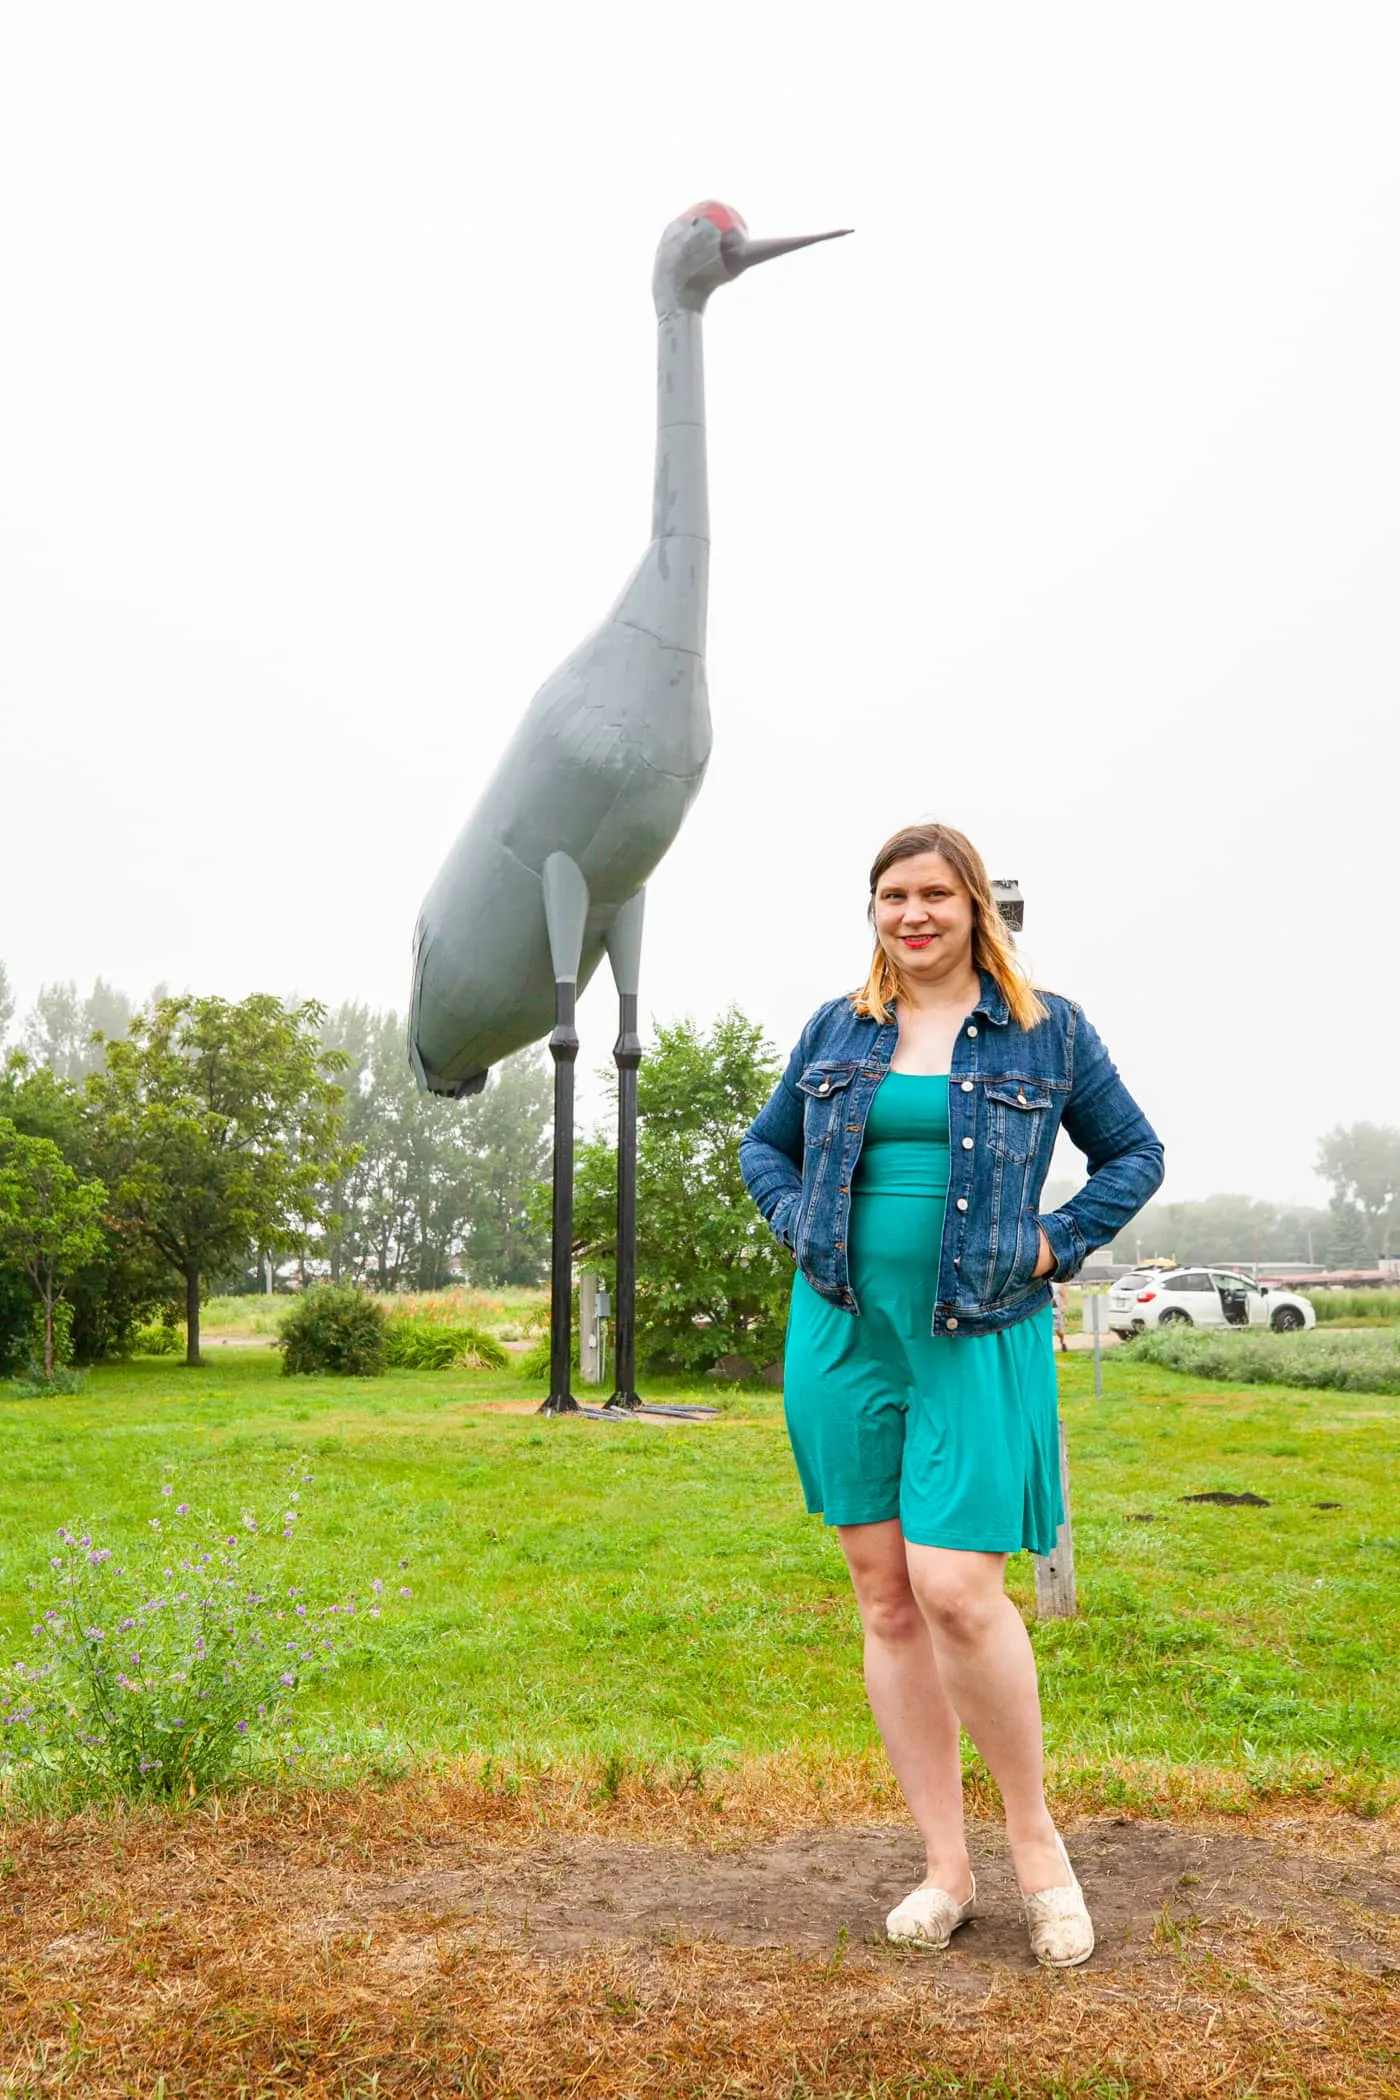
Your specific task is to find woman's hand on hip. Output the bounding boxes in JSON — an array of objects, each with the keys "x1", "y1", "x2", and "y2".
[{"x1": 1032, "y1": 1226, "x2": 1056, "y2": 1279}]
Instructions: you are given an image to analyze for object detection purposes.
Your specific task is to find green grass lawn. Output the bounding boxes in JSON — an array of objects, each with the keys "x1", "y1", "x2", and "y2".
[{"x1": 0, "y1": 1346, "x2": 1394, "y2": 1808}]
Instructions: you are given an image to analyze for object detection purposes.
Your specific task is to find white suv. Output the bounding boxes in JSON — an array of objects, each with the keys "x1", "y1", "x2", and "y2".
[{"x1": 1107, "y1": 1267, "x2": 1316, "y2": 1337}]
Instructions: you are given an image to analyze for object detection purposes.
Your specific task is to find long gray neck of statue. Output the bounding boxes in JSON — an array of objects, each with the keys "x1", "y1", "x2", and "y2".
[
  {"x1": 652, "y1": 308, "x2": 708, "y2": 547},
  {"x1": 607, "y1": 308, "x2": 709, "y2": 657}
]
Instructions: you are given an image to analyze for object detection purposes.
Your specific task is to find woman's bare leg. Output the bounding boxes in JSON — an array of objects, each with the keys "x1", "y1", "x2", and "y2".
[
  {"x1": 838, "y1": 1520, "x2": 972, "y2": 1899},
  {"x1": 903, "y1": 1543, "x2": 1068, "y2": 1895}
]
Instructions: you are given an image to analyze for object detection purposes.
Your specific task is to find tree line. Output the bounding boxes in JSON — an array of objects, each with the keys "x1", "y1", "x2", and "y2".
[
  {"x1": 0, "y1": 972, "x2": 550, "y2": 1374},
  {"x1": 1087, "y1": 1123, "x2": 1400, "y2": 1270},
  {"x1": 2, "y1": 963, "x2": 1395, "y2": 1381}
]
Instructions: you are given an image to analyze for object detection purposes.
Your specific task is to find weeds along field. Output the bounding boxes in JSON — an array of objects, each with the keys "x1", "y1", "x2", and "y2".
[
  {"x1": 1127, "y1": 1324, "x2": 1400, "y2": 1394},
  {"x1": 1302, "y1": 1286, "x2": 1400, "y2": 1325},
  {"x1": 200, "y1": 1286, "x2": 548, "y2": 1343},
  {"x1": 0, "y1": 1347, "x2": 1395, "y2": 1813}
]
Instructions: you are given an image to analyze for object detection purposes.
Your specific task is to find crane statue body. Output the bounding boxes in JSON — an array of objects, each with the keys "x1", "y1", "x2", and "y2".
[
  {"x1": 408, "y1": 202, "x2": 849, "y2": 1098},
  {"x1": 407, "y1": 200, "x2": 849, "y2": 1413}
]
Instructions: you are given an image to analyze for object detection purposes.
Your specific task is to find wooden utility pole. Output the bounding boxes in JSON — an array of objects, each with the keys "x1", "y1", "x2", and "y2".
[{"x1": 1034, "y1": 1419, "x2": 1078, "y2": 1618}]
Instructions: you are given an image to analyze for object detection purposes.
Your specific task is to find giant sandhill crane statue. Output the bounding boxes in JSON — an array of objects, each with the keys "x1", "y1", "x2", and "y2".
[{"x1": 408, "y1": 201, "x2": 850, "y2": 1413}]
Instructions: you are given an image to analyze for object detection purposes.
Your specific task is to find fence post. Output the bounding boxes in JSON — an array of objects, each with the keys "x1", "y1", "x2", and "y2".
[
  {"x1": 1083, "y1": 1288, "x2": 1107, "y2": 1396},
  {"x1": 1034, "y1": 1418, "x2": 1077, "y2": 1619}
]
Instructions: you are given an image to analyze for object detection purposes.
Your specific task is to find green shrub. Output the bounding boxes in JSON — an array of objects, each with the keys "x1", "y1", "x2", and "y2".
[
  {"x1": 130, "y1": 1320, "x2": 182, "y2": 1356},
  {"x1": 278, "y1": 1287, "x2": 387, "y2": 1377},
  {"x1": 4, "y1": 1367, "x2": 85, "y2": 1400},
  {"x1": 383, "y1": 1311, "x2": 507, "y2": 1371},
  {"x1": 1302, "y1": 1288, "x2": 1400, "y2": 1325},
  {"x1": 516, "y1": 1336, "x2": 551, "y2": 1382},
  {"x1": 514, "y1": 1327, "x2": 589, "y2": 1383},
  {"x1": 0, "y1": 1469, "x2": 403, "y2": 1802},
  {"x1": 1127, "y1": 1326, "x2": 1400, "y2": 1394}
]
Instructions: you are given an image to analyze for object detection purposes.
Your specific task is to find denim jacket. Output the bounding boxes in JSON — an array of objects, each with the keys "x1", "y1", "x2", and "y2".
[{"x1": 739, "y1": 975, "x2": 1164, "y2": 1337}]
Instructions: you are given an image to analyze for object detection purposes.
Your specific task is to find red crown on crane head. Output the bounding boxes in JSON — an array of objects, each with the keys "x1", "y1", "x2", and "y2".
[{"x1": 684, "y1": 201, "x2": 747, "y2": 236}]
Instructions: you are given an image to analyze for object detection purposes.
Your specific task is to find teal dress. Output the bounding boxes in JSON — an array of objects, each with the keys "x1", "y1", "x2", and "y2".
[{"x1": 782, "y1": 1073, "x2": 1064, "y2": 1555}]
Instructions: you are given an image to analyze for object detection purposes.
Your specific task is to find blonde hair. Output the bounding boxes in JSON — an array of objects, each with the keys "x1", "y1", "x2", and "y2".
[{"x1": 853, "y1": 822, "x2": 1048, "y2": 1030}]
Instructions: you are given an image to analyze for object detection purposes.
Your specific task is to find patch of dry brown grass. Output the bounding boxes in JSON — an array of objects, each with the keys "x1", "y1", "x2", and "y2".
[
  {"x1": 3, "y1": 1919, "x2": 1396, "y2": 2097},
  {"x1": 0, "y1": 1774, "x2": 1396, "y2": 2096}
]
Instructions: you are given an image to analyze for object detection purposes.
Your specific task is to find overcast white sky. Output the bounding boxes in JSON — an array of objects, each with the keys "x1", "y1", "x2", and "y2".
[{"x1": 1, "y1": 3, "x2": 1396, "y2": 1206}]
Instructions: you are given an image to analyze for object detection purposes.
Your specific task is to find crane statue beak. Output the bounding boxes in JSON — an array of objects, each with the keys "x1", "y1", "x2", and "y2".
[{"x1": 720, "y1": 226, "x2": 853, "y2": 279}]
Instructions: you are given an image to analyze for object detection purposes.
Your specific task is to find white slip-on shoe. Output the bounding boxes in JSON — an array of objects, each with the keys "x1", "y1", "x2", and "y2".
[
  {"x1": 1024, "y1": 1832, "x2": 1095, "y2": 1968},
  {"x1": 885, "y1": 1874, "x2": 976, "y2": 1950}
]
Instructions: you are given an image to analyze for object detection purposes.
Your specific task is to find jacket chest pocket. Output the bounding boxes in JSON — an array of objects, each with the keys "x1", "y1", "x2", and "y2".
[
  {"x1": 797, "y1": 1062, "x2": 856, "y2": 1146},
  {"x1": 983, "y1": 1080, "x2": 1052, "y2": 1163}
]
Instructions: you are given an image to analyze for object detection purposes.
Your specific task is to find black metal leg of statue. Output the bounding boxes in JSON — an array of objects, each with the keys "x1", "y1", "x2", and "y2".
[
  {"x1": 539, "y1": 853, "x2": 587, "y2": 1416},
  {"x1": 603, "y1": 893, "x2": 646, "y2": 1411},
  {"x1": 599, "y1": 892, "x2": 718, "y2": 1425}
]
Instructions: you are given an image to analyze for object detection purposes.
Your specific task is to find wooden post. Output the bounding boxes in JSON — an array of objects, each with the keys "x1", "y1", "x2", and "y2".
[{"x1": 1034, "y1": 1419, "x2": 1077, "y2": 1618}]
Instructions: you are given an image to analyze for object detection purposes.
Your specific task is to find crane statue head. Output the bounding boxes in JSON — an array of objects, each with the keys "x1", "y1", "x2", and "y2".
[{"x1": 652, "y1": 200, "x2": 852, "y2": 316}]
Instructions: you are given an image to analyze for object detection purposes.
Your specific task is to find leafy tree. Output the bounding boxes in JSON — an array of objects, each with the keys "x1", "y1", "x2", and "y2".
[
  {"x1": 459, "y1": 1051, "x2": 551, "y2": 1286},
  {"x1": 320, "y1": 1004, "x2": 471, "y2": 1291},
  {"x1": 0, "y1": 1055, "x2": 163, "y2": 1366},
  {"x1": 1316, "y1": 1123, "x2": 1400, "y2": 1259},
  {"x1": 1323, "y1": 1191, "x2": 1372, "y2": 1268},
  {"x1": 0, "y1": 1120, "x2": 108, "y2": 1374},
  {"x1": 1104, "y1": 1192, "x2": 1333, "y2": 1267},
  {"x1": 0, "y1": 962, "x2": 14, "y2": 1045},
  {"x1": 24, "y1": 978, "x2": 134, "y2": 1081},
  {"x1": 319, "y1": 1006, "x2": 549, "y2": 1291},
  {"x1": 86, "y1": 995, "x2": 352, "y2": 1365},
  {"x1": 571, "y1": 1008, "x2": 791, "y2": 1374}
]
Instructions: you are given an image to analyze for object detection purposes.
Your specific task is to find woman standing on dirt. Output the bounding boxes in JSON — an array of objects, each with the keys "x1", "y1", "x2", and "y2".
[{"x1": 739, "y1": 822, "x2": 1163, "y2": 1967}]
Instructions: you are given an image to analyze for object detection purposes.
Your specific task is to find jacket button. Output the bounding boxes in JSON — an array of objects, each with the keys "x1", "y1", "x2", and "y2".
[
  {"x1": 961, "y1": 1080, "x2": 974, "y2": 1092},
  {"x1": 956, "y1": 1198, "x2": 968, "y2": 1212},
  {"x1": 961, "y1": 1136, "x2": 974, "y2": 1150},
  {"x1": 966, "y1": 1025, "x2": 978, "y2": 1038},
  {"x1": 946, "y1": 1317, "x2": 959, "y2": 1330}
]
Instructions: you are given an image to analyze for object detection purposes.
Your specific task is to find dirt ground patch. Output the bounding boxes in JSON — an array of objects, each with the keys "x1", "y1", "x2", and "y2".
[
  {"x1": 309, "y1": 1817, "x2": 1399, "y2": 1977},
  {"x1": 2, "y1": 1790, "x2": 1396, "y2": 2096}
]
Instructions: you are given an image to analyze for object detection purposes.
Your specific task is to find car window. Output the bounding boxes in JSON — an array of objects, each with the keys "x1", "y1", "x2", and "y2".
[
  {"x1": 1213, "y1": 1273, "x2": 1256, "y2": 1294},
  {"x1": 1171, "y1": 1271, "x2": 1211, "y2": 1293}
]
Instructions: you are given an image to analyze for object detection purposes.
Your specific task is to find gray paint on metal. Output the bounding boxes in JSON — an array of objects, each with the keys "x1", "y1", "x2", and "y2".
[
  {"x1": 408, "y1": 203, "x2": 850, "y2": 1098},
  {"x1": 604, "y1": 888, "x2": 645, "y2": 1000},
  {"x1": 542, "y1": 852, "x2": 589, "y2": 984}
]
